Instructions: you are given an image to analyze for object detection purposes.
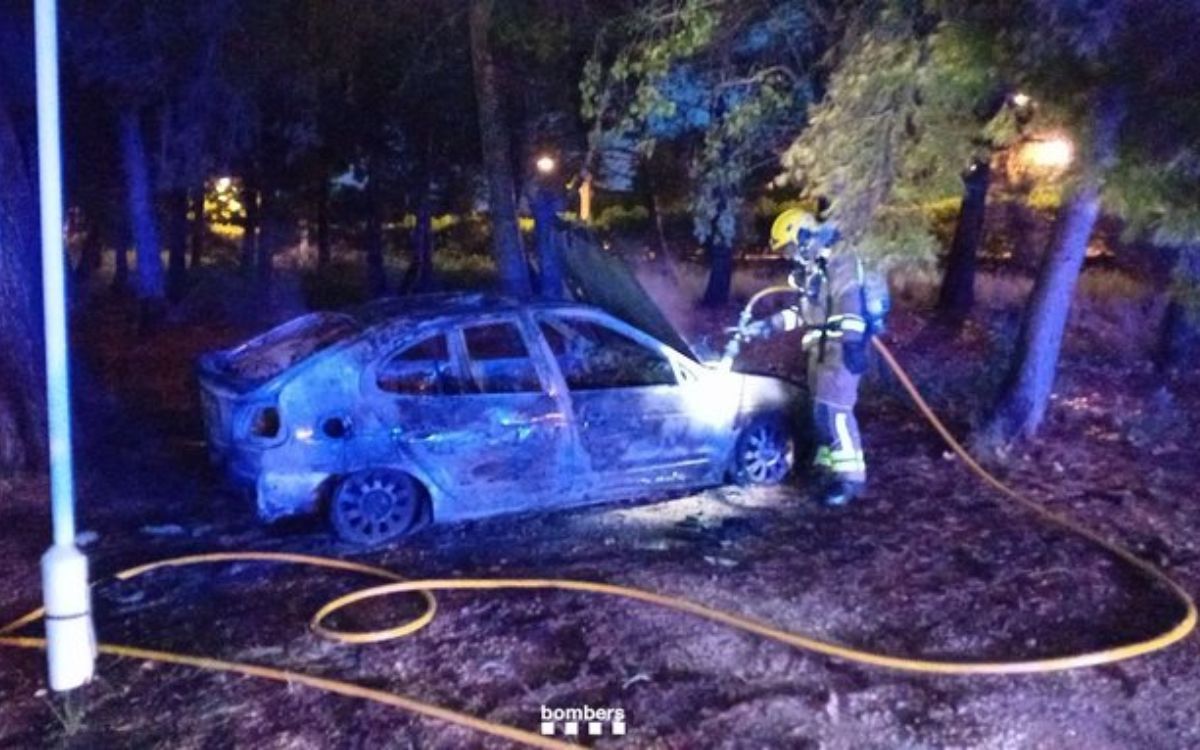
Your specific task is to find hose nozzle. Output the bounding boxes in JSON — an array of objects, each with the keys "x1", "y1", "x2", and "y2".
[{"x1": 717, "y1": 335, "x2": 742, "y2": 371}]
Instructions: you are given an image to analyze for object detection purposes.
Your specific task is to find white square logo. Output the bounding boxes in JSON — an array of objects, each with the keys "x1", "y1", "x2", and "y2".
[{"x1": 538, "y1": 705, "x2": 627, "y2": 738}]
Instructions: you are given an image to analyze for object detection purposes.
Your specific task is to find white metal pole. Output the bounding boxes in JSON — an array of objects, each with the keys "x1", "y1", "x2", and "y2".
[{"x1": 34, "y1": 0, "x2": 96, "y2": 691}]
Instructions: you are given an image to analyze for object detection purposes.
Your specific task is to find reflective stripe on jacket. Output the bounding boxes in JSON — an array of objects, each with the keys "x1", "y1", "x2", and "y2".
[{"x1": 770, "y1": 253, "x2": 868, "y2": 351}]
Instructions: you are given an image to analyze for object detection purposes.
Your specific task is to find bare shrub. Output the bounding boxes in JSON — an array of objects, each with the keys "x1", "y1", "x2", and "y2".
[{"x1": 1068, "y1": 270, "x2": 1163, "y2": 359}]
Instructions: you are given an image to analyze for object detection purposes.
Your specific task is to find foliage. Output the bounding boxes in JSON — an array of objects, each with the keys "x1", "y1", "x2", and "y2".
[
  {"x1": 492, "y1": 0, "x2": 613, "y2": 176},
  {"x1": 1108, "y1": 152, "x2": 1200, "y2": 249},
  {"x1": 592, "y1": 204, "x2": 651, "y2": 234},
  {"x1": 68, "y1": 0, "x2": 252, "y2": 189},
  {"x1": 778, "y1": 3, "x2": 1016, "y2": 269},
  {"x1": 582, "y1": 0, "x2": 816, "y2": 249}
]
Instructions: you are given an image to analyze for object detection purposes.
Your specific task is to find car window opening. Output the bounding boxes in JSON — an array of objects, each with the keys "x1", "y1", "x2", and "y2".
[
  {"x1": 377, "y1": 334, "x2": 463, "y2": 396},
  {"x1": 463, "y1": 322, "x2": 543, "y2": 395},
  {"x1": 538, "y1": 317, "x2": 677, "y2": 391}
]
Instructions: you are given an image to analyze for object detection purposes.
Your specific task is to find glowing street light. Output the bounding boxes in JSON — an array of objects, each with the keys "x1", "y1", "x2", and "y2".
[
  {"x1": 1019, "y1": 135, "x2": 1074, "y2": 170},
  {"x1": 1011, "y1": 92, "x2": 1032, "y2": 108},
  {"x1": 535, "y1": 155, "x2": 556, "y2": 175}
]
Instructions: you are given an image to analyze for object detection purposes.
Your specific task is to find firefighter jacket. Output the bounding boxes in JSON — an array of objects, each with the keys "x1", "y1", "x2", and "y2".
[{"x1": 767, "y1": 252, "x2": 870, "y2": 409}]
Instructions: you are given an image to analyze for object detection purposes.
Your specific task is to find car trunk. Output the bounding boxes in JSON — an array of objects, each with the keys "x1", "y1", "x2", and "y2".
[{"x1": 561, "y1": 233, "x2": 700, "y2": 361}]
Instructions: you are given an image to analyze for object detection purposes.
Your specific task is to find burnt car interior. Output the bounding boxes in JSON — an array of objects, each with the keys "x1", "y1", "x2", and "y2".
[
  {"x1": 375, "y1": 313, "x2": 685, "y2": 402},
  {"x1": 376, "y1": 334, "x2": 462, "y2": 396},
  {"x1": 538, "y1": 316, "x2": 678, "y2": 390},
  {"x1": 223, "y1": 313, "x2": 361, "y2": 387},
  {"x1": 462, "y1": 322, "x2": 544, "y2": 394}
]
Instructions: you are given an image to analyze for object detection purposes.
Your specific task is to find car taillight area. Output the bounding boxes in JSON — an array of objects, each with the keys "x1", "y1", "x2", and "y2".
[
  {"x1": 249, "y1": 406, "x2": 281, "y2": 438},
  {"x1": 240, "y1": 404, "x2": 285, "y2": 444}
]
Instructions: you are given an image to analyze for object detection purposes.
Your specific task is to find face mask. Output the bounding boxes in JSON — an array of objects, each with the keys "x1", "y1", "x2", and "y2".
[{"x1": 793, "y1": 229, "x2": 820, "y2": 265}]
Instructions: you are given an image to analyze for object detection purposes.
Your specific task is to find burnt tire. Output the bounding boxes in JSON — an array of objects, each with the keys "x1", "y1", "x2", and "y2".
[
  {"x1": 330, "y1": 469, "x2": 423, "y2": 545},
  {"x1": 731, "y1": 414, "x2": 795, "y2": 486}
]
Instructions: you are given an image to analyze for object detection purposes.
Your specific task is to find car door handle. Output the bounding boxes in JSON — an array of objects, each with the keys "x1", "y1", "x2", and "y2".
[
  {"x1": 492, "y1": 412, "x2": 566, "y2": 428},
  {"x1": 392, "y1": 427, "x2": 442, "y2": 443}
]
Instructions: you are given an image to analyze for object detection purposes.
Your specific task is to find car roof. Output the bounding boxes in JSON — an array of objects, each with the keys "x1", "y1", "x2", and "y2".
[{"x1": 202, "y1": 293, "x2": 693, "y2": 394}]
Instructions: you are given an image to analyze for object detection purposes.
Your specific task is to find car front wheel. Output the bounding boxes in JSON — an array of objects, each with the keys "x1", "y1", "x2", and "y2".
[
  {"x1": 731, "y1": 414, "x2": 795, "y2": 486},
  {"x1": 330, "y1": 469, "x2": 423, "y2": 545}
]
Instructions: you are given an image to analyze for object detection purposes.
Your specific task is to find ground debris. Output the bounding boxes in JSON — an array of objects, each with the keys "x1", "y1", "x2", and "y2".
[{"x1": 3, "y1": 275, "x2": 1200, "y2": 748}]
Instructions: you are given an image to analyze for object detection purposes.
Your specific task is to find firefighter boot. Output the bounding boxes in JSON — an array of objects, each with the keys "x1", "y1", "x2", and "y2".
[{"x1": 811, "y1": 472, "x2": 865, "y2": 507}]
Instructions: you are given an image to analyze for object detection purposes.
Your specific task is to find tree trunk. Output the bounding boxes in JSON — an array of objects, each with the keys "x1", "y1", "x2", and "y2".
[
  {"x1": 241, "y1": 179, "x2": 259, "y2": 275},
  {"x1": 469, "y1": 0, "x2": 531, "y2": 297},
  {"x1": 988, "y1": 185, "x2": 1100, "y2": 440},
  {"x1": 119, "y1": 110, "x2": 165, "y2": 309},
  {"x1": 701, "y1": 238, "x2": 734, "y2": 307},
  {"x1": 365, "y1": 166, "x2": 387, "y2": 298},
  {"x1": 701, "y1": 176, "x2": 735, "y2": 306},
  {"x1": 649, "y1": 188, "x2": 670, "y2": 258},
  {"x1": 532, "y1": 187, "x2": 565, "y2": 299},
  {"x1": 167, "y1": 189, "x2": 189, "y2": 302},
  {"x1": 937, "y1": 158, "x2": 990, "y2": 321},
  {"x1": 189, "y1": 183, "x2": 206, "y2": 269},
  {"x1": 0, "y1": 100, "x2": 47, "y2": 472},
  {"x1": 113, "y1": 237, "x2": 129, "y2": 291},
  {"x1": 987, "y1": 89, "x2": 1124, "y2": 442},
  {"x1": 403, "y1": 192, "x2": 435, "y2": 293},
  {"x1": 316, "y1": 176, "x2": 331, "y2": 271},
  {"x1": 1157, "y1": 246, "x2": 1200, "y2": 371},
  {"x1": 75, "y1": 217, "x2": 103, "y2": 282},
  {"x1": 578, "y1": 173, "x2": 593, "y2": 224},
  {"x1": 256, "y1": 188, "x2": 276, "y2": 286}
]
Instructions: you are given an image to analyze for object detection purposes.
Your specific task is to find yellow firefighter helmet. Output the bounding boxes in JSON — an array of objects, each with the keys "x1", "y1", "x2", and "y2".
[{"x1": 769, "y1": 208, "x2": 819, "y2": 252}]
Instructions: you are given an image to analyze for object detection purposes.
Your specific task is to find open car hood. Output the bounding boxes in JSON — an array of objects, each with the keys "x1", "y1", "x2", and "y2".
[{"x1": 561, "y1": 233, "x2": 700, "y2": 361}]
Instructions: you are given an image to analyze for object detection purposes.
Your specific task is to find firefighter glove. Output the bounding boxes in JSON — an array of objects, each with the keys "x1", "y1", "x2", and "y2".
[{"x1": 739, "y1": 319, "x2": 771, "y2": 340}]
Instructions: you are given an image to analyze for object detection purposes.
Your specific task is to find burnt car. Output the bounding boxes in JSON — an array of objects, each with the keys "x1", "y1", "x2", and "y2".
[{"x1": 199, "y1": 293, "x2": 801, "y2": 545}]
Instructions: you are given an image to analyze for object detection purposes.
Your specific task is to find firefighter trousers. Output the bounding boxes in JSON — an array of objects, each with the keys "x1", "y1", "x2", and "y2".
[{"x1": 808, "y1": 350, "x2": 866, "y2": 484}]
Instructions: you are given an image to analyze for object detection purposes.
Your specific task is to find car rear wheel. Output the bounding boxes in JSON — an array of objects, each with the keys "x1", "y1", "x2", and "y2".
[
  {"x1": 732, "y1": 414, "x2": 794, "y2": 485},
  {"x1": 330, "y1": 469, "x2": 423, "y2": 545}
]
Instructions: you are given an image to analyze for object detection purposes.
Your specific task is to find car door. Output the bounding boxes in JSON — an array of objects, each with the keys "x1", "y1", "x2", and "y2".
[
  {"x1": 534, "y1": 312, "x2": 725, "y2": 496},
  {"x1": 446, "y1": 318, "x2": 570, "y2": 514},
  {"x1": 369, "y1": 321, "x2": 567, "y2": 519}
]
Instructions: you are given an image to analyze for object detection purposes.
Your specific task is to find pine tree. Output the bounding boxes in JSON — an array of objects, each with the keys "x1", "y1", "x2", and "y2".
[{"x1": 781, "y1": 0, "x2": 1200, "y2": 441}]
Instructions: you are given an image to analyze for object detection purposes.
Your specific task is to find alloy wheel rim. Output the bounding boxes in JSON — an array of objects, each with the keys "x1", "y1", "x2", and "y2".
[
  {"x1": 337, "y1": 472, "x2": 416, "y2": 541},
  {"x1": 741, "y1": 424, "x2": 792, "y2": 483}
]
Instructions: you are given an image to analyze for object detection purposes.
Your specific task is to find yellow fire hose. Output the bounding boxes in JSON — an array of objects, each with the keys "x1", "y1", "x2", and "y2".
[{"x1": 1, "y1": 291, "x2": 1195, "y2": 748}]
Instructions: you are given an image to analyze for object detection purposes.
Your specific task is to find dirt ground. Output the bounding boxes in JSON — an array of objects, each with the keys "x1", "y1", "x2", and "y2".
[{"x1": 2, "y1": 268, "x2": 1200, "y2": 749}]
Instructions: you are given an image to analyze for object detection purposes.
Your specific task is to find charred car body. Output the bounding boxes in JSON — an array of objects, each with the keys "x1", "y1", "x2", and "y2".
[{"x1": 199, "y1": 293, "x2": 802, "y2": 545}]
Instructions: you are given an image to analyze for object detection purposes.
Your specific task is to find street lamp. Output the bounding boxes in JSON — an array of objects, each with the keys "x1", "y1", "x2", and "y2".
[
  {"x1": 535, "y1": 154, "x2": 557, "y2": 175},
  {"x1": 1011, "y1": 92, "x2": 1032, "y2": 108},
  {"x1": 1020, "y1": 135, "x2": 1074, "y2": 170},
  {"x1": 35, "y1": 0, "x2": 96, "y2": 692}
]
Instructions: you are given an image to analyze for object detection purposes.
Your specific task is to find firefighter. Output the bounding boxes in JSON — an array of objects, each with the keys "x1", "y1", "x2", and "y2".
[{"x1": 742, "y1": 206, "x2": 881, "y2": 506}]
